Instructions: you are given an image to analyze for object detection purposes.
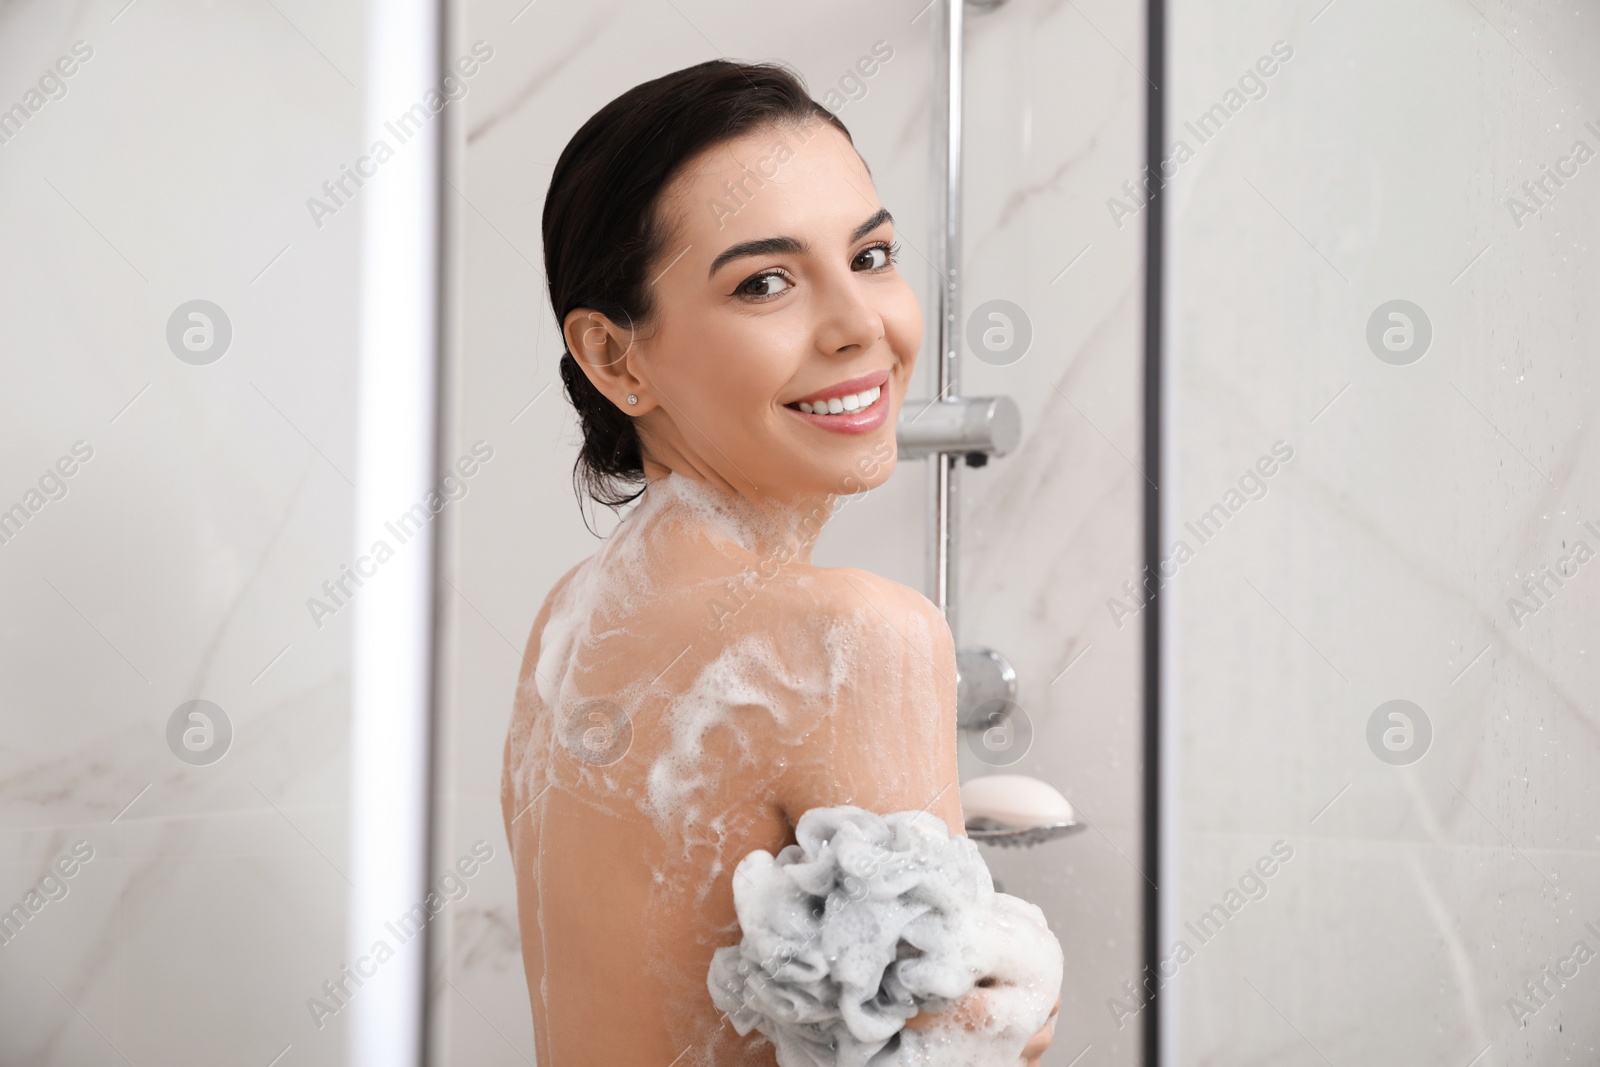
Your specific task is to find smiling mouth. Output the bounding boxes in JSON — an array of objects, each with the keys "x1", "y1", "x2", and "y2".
[{"x1": 785, "y1": 384, "x2": 884, "y2": 416}]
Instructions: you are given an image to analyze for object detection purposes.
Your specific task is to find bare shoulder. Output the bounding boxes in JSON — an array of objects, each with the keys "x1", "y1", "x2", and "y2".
[
  {"x1": 732, "y1": 563, "x2": 963, "y2": 834},
  {"x1": 502, "y1": 557, "x2": 590, "y2": 826},
  {"x1": 813, "y1": 565, "x2": 946, "y2": 627},
  {"x1": 518, "y1": 558, "x2": 589, "y2": 680},
  {"x1": 801, "y1": 565, "x2": 955, "y2": 665},
  {"x1": 697, "y1": 556, "x2": 952, "y2": 664}
]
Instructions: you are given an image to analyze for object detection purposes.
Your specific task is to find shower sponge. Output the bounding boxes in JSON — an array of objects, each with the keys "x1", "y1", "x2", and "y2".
[{"x1": 706, "y1": 806, "x2": 1062, "y2": 1067}]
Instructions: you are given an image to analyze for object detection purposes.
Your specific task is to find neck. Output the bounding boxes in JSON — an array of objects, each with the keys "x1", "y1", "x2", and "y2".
[{"x1": 636, "y1": 461, "x2": 838, "y2": 564}]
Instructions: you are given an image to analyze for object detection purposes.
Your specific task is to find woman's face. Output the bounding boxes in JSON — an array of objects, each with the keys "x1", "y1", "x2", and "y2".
[{"x1": 569, "y1": 121, "x2": 923, "y2": 504}]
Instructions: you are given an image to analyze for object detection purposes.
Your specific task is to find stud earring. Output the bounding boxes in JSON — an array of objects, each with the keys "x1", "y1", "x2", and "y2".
[{"x1": 627, "y1": 394, "x2": 639, "y2": 406}]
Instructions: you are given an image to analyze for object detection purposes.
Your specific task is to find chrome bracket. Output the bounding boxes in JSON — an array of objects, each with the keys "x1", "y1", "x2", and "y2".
[
  {"x1": 956, "y1": 647, "x2": 1017, "y2": 732},
  {"x1": 896, "y1": 395, "x2": 1022, "y2": 464}
]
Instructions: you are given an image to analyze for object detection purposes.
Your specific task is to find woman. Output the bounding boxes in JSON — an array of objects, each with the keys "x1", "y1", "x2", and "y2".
[{"x1": 501, "y1": 59, "x2": 1060, "y2": 1065}]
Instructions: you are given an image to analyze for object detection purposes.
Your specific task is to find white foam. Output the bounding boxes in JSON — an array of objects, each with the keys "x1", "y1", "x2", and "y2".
[
  {"x1": 512, "y1": 471, "x2": 825, "y2": 762},
  {"x1": 707, "y1": 806, "x2": 1063, "y2": 1067}
]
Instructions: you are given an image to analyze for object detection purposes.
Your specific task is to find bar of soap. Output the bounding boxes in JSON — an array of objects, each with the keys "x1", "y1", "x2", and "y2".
[{"x1": 961, "y1": 775, "x2": 1074, "y2": 830}]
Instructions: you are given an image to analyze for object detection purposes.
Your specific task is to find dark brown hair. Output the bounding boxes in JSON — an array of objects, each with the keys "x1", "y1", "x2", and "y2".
[{"x1": 542, "y1": 59, "x2": 854, "y2": 521}]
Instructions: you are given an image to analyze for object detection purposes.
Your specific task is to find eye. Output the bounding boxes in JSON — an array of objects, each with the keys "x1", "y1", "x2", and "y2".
[
  {"x1": 734, "y1": 269, "x2": 793, "y2": 301},
  {"x1": 854, "y1": 240, "x2": 901, "y2": 272}
]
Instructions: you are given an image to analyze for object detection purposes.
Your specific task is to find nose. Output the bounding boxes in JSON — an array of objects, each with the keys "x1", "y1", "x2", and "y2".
[{"x1": 812, "y1": 270, "x2": 885, "y2": 356}]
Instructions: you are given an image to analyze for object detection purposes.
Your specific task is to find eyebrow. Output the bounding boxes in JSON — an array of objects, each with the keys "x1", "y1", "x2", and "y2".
[{"x1": 707, "y1": 207, "x2": 894, "y2": 279}]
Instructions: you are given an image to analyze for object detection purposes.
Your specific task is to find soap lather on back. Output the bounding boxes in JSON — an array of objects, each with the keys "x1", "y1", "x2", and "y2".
[{"x1": 501, "y1": 474, "x2": 966, "y2": 1065}]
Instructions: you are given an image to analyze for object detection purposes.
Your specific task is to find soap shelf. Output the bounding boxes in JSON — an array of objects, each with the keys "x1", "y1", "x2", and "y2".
[{"x1": 964, "y1": 817, "x2": 1086, "y2": 848}]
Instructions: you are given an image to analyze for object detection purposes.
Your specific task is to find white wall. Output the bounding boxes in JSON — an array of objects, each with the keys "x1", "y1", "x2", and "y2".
[
  {"x1": 1168, "y1": 0, "x2": 1600, "y2": 1062},
  {"x1": 434, "y1": 0, "x2": 1148, "y2": 1063},
  {"x1": 0, "y1": 0, "x2": 367, "y2": 1064}
]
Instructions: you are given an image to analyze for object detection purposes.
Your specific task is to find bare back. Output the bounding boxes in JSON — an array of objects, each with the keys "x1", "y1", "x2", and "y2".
[{"x1": 500, "y1": 474, "x2": 963, "y2": 1066}]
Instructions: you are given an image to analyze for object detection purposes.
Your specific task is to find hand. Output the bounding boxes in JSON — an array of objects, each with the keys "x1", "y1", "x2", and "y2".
[
  {"x1": 1018, "y1": 995, "x2": 1061, "y2": 1067},
  {"x1": 903, "y1": 988, "x2": 1062, "y2": 1066}
]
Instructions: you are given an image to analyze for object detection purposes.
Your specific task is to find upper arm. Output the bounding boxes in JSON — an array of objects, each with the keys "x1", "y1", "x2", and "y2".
[{"x1": 770, "y1": 568, "x2": 965, "y2": 837}]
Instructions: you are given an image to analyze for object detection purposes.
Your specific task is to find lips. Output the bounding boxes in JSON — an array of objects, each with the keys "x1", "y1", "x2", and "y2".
[
  {"x1": 782, "y1": 369, "x2": 892, "y2": 436},
  {"x1": 784, "y1": 369, "x2": 891, "y2": 408}
]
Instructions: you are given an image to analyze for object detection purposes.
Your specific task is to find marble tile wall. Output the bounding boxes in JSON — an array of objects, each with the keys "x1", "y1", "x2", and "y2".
[
  {"x1": 1168, "y1": 0, "x2": 1600, "y2": 1062},
  {"x1": 437, "y1": 0, "x2": 1147, "y2": 1064}
]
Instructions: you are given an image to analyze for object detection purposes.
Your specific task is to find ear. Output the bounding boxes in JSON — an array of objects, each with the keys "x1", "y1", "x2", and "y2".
[{"x1": 562, "y1": 308, "x2": 653, "y2": 413}]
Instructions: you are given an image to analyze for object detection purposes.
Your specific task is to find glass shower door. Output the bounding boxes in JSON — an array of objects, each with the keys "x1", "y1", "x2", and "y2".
[
  {"x1": 1165, "y1": 1, "x2": 1600, "y2": 1062},
  {"x1": 1, "y1": 3, "x2": 369, "y2": 1064}
]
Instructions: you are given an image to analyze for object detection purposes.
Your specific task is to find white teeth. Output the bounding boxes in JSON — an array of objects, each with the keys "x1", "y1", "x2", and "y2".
[{"x1": 797, "y1": 385, "x2": 881, "y2": 416}]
